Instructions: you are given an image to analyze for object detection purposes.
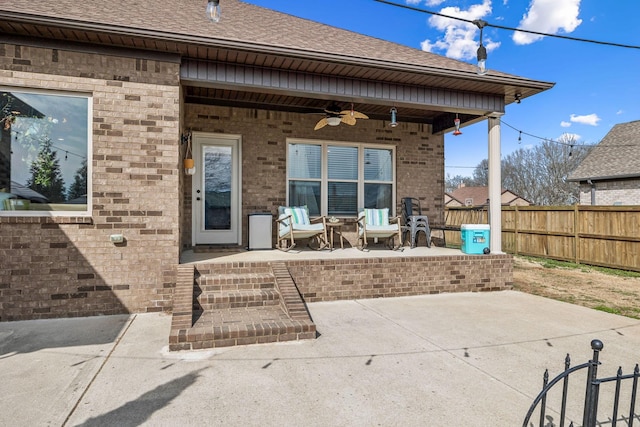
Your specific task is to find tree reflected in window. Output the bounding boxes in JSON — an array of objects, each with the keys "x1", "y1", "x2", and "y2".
[{"x1": 0, "y1": 90, "x2": 89, "y2": 212}]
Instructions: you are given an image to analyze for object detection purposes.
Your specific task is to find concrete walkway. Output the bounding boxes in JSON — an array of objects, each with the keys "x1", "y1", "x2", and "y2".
[{"x1": 2, "y1": 291, "x2": 640, "y2": 427}]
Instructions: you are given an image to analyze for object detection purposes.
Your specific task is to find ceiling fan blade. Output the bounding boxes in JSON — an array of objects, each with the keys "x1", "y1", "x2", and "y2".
[
  {"x1": 341, "y1": 115, "x2": 357, "y2": 126},
  {"x1": 324, "y1": 102, "x2": 342, "y2": 115},
  {"x1": 340, "y1": 110, "x2": 369, "y2": 119},
  {"x1": 314, "y1": 117, "x2": 328, "y2": 130}
]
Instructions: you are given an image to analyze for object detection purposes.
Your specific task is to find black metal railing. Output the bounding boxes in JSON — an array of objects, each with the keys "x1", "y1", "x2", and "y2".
[{"x1": 523, "y1": 339, "x2": 640, "y2": 427}]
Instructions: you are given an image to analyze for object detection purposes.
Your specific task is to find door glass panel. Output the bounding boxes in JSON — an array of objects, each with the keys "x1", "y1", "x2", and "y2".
[{"x1": 203, "y1": 145, "x2": 232, "y2": 230}]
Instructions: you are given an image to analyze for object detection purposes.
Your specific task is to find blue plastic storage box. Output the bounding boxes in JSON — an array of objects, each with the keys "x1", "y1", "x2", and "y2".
[{"x1": 460, "y1": 224, "x2": 490, "y2": 254}]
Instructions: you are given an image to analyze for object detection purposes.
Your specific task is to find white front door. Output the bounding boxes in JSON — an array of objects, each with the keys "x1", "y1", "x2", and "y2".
[{"x1": 192, "y1": 133, "x2": 242, "y2": 245}]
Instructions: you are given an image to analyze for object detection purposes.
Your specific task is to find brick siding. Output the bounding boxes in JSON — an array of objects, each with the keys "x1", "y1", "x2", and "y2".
[
  {"x1": 0, "y1": 43, "x2": 181, "y2": 320},
  {"x1": 286, "y1": 254, "x2": 513, "y2": 301},
  {"x1": 0, "y1": 42, "x2": 467, "y2": 322},
  {"x1": 579, "y1": 179, "x2": 640, "y2": 205}
]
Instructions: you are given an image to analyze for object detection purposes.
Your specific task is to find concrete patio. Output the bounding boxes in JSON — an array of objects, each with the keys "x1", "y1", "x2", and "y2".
[{"x1": 2, "y1": 291, "x2": 640, "y2": 426}]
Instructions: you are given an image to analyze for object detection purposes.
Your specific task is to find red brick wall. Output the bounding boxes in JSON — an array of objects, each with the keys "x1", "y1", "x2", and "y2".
[
  {"x1": 0, "y1": 43, "x2": 181, "y2": 320},
  {"x1": 183, "y1": 105, "x2": 445, "y2": 248}
]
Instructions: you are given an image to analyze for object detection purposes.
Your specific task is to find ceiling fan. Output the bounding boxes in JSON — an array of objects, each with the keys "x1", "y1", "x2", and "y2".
[{"x1": 314, "y1": 103, "x2": 369, "y2": 130}]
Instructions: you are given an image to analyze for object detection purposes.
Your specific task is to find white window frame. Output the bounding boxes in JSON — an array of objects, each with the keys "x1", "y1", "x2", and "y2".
[
  {"x1": 0, "y1": 86, "x2": 92, "y2": 217},
  {"x1": 286, "y1": 138, "x2": 396, "y2": 217}
]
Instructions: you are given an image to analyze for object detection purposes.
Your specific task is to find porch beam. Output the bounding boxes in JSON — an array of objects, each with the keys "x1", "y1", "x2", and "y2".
[
  {"x1": 488, "y1": 115, "x2": 503, "y2": 254},
  {"x1": 181, "y1": 59, "x2": 505, "y2": 116}
]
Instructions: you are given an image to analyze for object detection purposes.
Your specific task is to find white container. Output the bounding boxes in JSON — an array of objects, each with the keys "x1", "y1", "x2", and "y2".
[{"x1": 248, "y1": 213, "x2": 273, "y2": 250}]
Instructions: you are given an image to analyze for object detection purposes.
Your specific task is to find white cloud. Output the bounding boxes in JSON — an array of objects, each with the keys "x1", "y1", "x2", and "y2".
[
  {"x1": 616, "y1": 109, "x2": 624, "y2": 115},
  {"x1": 560, "y1": 121, "x2": 571, "y2": 127},
  {"x1": 419, "y1": 0, "x2": 500, "y2": 61},
  {"x1": 512, "y1": 0, "x2": 582, "y2": 45},
  {"x1": 570, "y1": 113, "x2": 600, "y2": 126}
]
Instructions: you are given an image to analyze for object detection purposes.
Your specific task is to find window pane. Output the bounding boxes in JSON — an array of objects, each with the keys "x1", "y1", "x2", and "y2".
[
  {"x1": 1, "y1": 91, "x2": 89, "y2": 212},
  {"x1": 364, "y1": 148, "x2": 392, "y2": 181},
  {"x1": 365, "y1": 183, "x2": 392, "y2": 209},
  {"x1": 328, "y1": 182, "x2": 357, "y2": 216},
  {"x1": 328, "y1": 145, "x2": 357, "y2": 180},
  {"x1": 289, "y1": 181, "x2": 321, "y2": 216},
  {"x1": 288, "y1": 144, "x2": 321, "y2": 179},
  {"x1": 204, "y1": 146, "x2": 231, "y2": 230}
]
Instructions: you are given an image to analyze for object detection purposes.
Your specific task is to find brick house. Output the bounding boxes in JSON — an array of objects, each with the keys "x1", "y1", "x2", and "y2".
[
  {"x1": 568, "y1": 120, "x2": 640, "y2": 205},
  {"x1": 0, "y1": 0, "x2": 553, "y2": 337}
]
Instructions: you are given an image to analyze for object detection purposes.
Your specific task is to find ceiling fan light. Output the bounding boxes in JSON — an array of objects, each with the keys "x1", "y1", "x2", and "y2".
[{"x1": 326, "y1": 117, "x2": 342, "y2": 126}]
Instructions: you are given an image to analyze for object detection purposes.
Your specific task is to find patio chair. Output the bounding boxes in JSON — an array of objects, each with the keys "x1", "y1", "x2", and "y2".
[
  {"x1": 401, "y1": 197, "x2": 431, "y2": 248},
  {"x1": 356, "y1": 208, "x2": 403, "y2": 251},
  {"x1": 276, "y1": 205, "x2": 329, "y2": 251}
]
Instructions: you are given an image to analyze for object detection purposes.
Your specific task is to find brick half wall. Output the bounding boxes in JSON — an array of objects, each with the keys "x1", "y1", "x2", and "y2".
[{"x1": 286, "y1": 253, "x2": 513, "y2": 302}]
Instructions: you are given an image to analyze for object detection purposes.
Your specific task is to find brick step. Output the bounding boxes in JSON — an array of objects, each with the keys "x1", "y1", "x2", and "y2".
[
  {"x1": 169, "y1": 261, "x2": 317, "y2": 352},
  {"x1": 197, "y1": 288, "x2": 280, "y2": 310},
  {"x1": 196, "y1": 272, "x2": 275, "y2": 291},
  {"x1": 183, "y1": 306, "x2": 316, "y2": 349}
]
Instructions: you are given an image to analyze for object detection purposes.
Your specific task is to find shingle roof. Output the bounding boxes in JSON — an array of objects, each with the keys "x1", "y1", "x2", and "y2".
[
  {"x1": 0, "y1": 0, "x2": 529, "y2": 79},
  {"x1": 568, "y1": 120, "x2": 640, "y2": 181},
  {"x1": 449, "y1": 186, "x2": 495, "y2": 205}
]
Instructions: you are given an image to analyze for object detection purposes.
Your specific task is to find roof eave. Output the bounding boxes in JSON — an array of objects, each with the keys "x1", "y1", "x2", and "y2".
[
  {"x1": 0, "y1": 11, "x2": 555, "y2": 92},
  {"x1": 567, "y1": 173, "x2": 640, "y2": 182}
]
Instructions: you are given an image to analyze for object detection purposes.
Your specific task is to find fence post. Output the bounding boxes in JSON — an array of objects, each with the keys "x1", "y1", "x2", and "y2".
[
  {"x1": 574, "y1": 204, "x2": 580, "y2": 265},
  {"x1": 583, "y1": 339, "x2": 604, "y2": 427},
  {"x1": 514, "y1": 205, "x2": 519, "y2": 255}
]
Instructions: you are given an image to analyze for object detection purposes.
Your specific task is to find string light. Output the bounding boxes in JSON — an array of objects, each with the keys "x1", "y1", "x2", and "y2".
[
  {"x1": 51, "y1": 144, "x2": 86, "y2": 160},
  {"x1": 374, "y1": 0, "x2": 640, "y2": 50},
  {"x1": 501, "y1": 120, "x2": 597, "y2": 148}
]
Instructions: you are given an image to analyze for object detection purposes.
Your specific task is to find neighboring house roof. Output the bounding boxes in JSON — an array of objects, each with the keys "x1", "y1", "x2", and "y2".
[
  {"x1": 447, "y1": 186, "x2": 530, "y2": 206},
  {"x1": 568, "y1": 120, "x2": 640, "y2": 182},
  {"x1": 0, "y1": 0, "x2": 554, "y2": 130},
  {"x1": 10, "y1": 181, "x2": 49, "y2": 203},
  {"x1": 444, "y1": 192, "x2": 464, "y2": 206}
]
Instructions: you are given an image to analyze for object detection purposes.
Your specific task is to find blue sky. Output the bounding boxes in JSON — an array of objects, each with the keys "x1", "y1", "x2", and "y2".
[{"x1": 243, "y1": 0, "x2": 640, "y2": 178}]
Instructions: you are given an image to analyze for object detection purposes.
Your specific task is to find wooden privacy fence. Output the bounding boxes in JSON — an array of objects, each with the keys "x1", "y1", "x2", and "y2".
[{"x1": 442, "y1": 206, "x2": 640, "y2": 272}]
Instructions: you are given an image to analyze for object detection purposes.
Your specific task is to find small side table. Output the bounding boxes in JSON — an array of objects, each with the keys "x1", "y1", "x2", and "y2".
[{"x1": 327, "y1": 221, "x2": 344, "y2": 250}]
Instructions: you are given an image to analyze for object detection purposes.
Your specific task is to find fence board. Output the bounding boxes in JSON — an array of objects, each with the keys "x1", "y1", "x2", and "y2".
[{"x1": 444, "y1": 206, "x2": 640, "y2": 272}]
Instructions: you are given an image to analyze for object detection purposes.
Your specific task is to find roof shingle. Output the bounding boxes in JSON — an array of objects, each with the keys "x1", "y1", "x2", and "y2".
[
  {"x1": 568, "y1": 120, "x2": 640, "y2": 181},
  {"x1": 0, "y1": 0, "x2": 525, "y2": 78}
]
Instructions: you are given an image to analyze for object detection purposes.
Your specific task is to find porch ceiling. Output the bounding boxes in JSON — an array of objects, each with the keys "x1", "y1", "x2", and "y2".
[{"x1": 183, "y1": 86, "x2": 455, "y2": 126}]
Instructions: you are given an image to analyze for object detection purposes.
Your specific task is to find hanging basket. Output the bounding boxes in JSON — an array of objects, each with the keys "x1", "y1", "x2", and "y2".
[{"x1": 183, "y1": 158, "x2": 194, "y2": 169}]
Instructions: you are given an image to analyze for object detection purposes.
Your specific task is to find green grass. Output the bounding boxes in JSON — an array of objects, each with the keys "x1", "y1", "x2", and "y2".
[
  {"x1": 593, "y1": 305, "x2": 622, "y2": 315},
  {"x1": 517, "y1": 256, "x2": 640, "y2": 278}
]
